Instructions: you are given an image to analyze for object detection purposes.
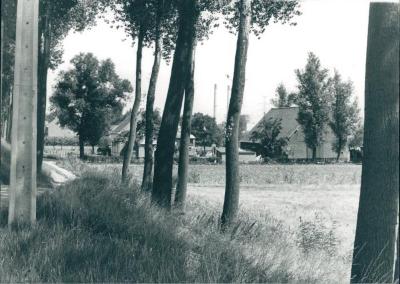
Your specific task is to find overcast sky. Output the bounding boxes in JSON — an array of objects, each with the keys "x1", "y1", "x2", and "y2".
[{"x1": 48, "y1": 0, "x2": 389, "y2": 128}]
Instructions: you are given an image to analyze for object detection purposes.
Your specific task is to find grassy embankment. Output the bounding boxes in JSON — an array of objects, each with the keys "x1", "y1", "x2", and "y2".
[{"x1": 0, "y1": 165, "x2": 352, "y2": 282}]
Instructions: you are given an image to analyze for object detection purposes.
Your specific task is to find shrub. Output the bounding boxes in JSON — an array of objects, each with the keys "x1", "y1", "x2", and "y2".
[
  {"x1": 296, "y1": 213, "x2": 340, "y2": 256},
  {"x1": 188, "y1": 171, "x2": 201, "y2": 183},
  {"x1": 45, "y1": 136, "x2": 79, "y2": 146}
]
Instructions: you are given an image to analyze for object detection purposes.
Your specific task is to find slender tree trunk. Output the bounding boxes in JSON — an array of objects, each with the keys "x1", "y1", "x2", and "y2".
[
  {"x1": 395, "y1": 236, "x2": 399, "y2": 282},
  {"x1": 37, "y1": 6, "x2": 51, "y2": 173},
  {"x1": 312, "y1": 146, "x2": 316, "y2": 161},
  {"x1": 351, "y1": 3, "x2": 399, "y2": 283},
  {"x1": 6, "y1": 96, "x2": 12, "y2": 143},
  {"x1": 221, "y1": 0, "x2": 251, "y2": 230},
  {"x1": 336, "y1": 138, "x2": 342, "y2": 161},
  {"x1": 152, "y1": 0, "x2": 198, "y2": 208},
  {"x1": 122, "y1": 28, "x2": 144, "y2": 182},
  {"x1": 91, "y1": 145, "x2": 94, "y2": 154},
  {"x1": 79, "y1": 135, "x2": 84, "y2": 159},
  {"x1": 175, "y1": 43, "x2": 196, "y2": 210},
  {"x1": 141, "y1": 16, "x2": 162, "y2": 192},
  {"x1": 1, "y1": 17, "x2": 3, "y2": 140}
]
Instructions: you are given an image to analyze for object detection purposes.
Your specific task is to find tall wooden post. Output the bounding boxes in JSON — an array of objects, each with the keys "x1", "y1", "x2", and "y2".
[{"x1": 8, "y1": 0, "x2": 39, "y2": 226}]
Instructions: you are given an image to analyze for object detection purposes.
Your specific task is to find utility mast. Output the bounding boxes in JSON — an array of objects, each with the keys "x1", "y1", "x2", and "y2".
[
  {"x1": 9, "y1": 0, "x2": 39, "y2": 225},
  {"x1": 213, "y1": 84, "x2": 217, "y2": 120}
]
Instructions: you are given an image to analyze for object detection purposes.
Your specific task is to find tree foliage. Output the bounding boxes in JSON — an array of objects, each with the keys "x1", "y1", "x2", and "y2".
[
  {"x1": 107, "y1": 0, "x2": 178, "y2": 60},
  {"x1": 295, "y1": 52, "x2": 331, "y2": 159},
  {"x1": 222, "y1": 0, "x2": 301, "y2": 36},
  {"x1": 191, "y1": 112, "x2": 222, "y2": 147},
  {"x1": 250, "y1": 117, "x2": 288, "y2": 159},
  {"x1": 239, "y1": 114, "x2": 249, "y2": 139},
  {"x1": 1, "y1": 0, "x2": 16, "y2": 131},
  {"x1": 328, "y1": 70, "x2": 360, "y2": 159},
  {"x1": 137, "y1": 108, "x2": 162, "y2": 139},
  {"x1": 50, "y1": 53, "x2": 132, "y2": 152},
  {"x1": 39, "y1": 0, "x2": 100, "y2": 70},
  {"x1": 271, "y1": 83, "x2": 296, "y2": 108},
  {"x1": 348, "y1": 122, "x2": 364, "y2": 149}
]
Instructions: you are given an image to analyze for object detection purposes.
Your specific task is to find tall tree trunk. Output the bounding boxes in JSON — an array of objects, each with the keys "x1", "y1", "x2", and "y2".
[
  {"x1": 174, "y1": 43, "x2": 196, "y2": 210},
  {"x1": 141, "y1": 14, "x2": 162, "y2": 192},
  {"x1": 122, "y1": 28, "x2": 144, "y2": 182},
  {"x1": 91, "y1": 145, "x2": 95, "y2": 154},
  {"x1": 395, "y1": 236, "x2": 399, "y2": 282},
  {"x1": 351, "y1": 3, "x2": 399, "y2": 283},
  {"x1": 37, "y1": 5, "x2": 51, "y2": 173},
  {"x1": 336, "y1": 138, "x2": 342, "y2": 161},
  {"x1": 6, "y1": 95, "x2": 12, "y2": 143},
  {"x1": 220, "y1": 0, "x2": 251, "y2": 230},
  {"x1": 0, "y1": 17, "x2": 3, "y2": 140},
  {"x1": 312, "y1": 146, "x2": 316, "y2": 161},
  {"x1": 152, "y1": 0, "x2": 198, "y2": 208},
  {"x1": 79, "y1": 135, "x2": 84, "y2": 159}
]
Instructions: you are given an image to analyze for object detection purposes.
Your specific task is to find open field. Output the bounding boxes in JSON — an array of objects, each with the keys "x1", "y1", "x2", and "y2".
[
  {"x1": 58, "y1": 159, "x2": 362, "y2": 268},
  {"x1": 1, "y1": 169, "x2": 361, "y2": 282},
  {"x1": 56, "y1": 159, "x2": 362, "y2": 251},
  {"x1": 1, "y1": 161, "x2": 362, "y2": 282},
  {"x1": 187, "y1": 184, "x2": 359, "y2": 253},
  {"x1": 57, "y1": 158, "x2": 362, "y2": 185}
]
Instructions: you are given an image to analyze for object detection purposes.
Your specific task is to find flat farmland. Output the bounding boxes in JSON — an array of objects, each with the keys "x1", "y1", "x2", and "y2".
[
  {"x1": 63, "y1": 160, "x2": 361, "y2": 185},
  {"x1": 61, "y1": 160, "x2": 361, "y2": 255}
]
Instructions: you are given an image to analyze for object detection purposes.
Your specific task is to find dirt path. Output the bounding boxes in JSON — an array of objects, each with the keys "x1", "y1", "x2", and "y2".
[{"x1": 0, "y1": 160, "x2": 76, "y2": 208}]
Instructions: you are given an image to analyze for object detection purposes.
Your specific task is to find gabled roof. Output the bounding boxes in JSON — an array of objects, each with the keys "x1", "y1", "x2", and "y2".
[
  {"x1": 242, "y1": 107, "x2": 300, "y2": 142},
  {"x1": 110, "y1": 115, "x2": 131, "y2": 134}
]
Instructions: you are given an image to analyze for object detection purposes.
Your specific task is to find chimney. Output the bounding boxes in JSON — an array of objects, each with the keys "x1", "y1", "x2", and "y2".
[{"x1": 214, "y1": 84, "x2": 217, "y2": 120}]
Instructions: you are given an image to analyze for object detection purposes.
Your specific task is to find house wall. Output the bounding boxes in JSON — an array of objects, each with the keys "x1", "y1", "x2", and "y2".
[
  {"x1": 219, "y1": 153, "x2": 256, "y2": 163},
  {"x1": 46, "y1": 119, "x2": 76, "y2": 138},
  {"x1": 286, "y1": 130, "x2": 308, "y2": 159},
  {"x1": 112, "y1": 141, "x2": 124, "y2": 156},
  {"x1": 286, "y1": 128, "x2": 350, "y2": 161}
]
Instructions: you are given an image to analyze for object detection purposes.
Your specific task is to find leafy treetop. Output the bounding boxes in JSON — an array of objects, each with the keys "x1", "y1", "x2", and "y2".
[{"x1": 50, "y1": 53, "x2": 132, "y2": 146}]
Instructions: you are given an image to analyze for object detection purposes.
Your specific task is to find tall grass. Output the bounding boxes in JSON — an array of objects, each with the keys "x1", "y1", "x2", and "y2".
[{"x1": 0, "y1": 171, "x2": 349, "y2": 282}]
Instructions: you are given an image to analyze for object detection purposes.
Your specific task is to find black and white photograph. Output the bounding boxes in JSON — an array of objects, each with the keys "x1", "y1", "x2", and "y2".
[{"x1": 0, "y1": 0, "x2": 398, "y2": 282}]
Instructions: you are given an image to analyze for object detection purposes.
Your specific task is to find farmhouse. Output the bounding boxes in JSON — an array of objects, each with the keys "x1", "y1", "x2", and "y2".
[
  {"x1": 109, "y1": 116, "x2": 195, "y2": 158},
  {"x1": 240, "y1": 107, "x2": 350, "y2": 161},
  {"x1": 45, "y1": 118, "x2": 76, "y2": 139}
]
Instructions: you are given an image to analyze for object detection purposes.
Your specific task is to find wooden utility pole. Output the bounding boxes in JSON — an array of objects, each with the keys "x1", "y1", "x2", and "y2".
[{"x1": 8, "y1": 0, "x2": 39, "y2": 225}]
